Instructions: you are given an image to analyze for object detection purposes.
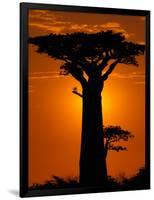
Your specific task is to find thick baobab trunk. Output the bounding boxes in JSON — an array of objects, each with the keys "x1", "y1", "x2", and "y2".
[{"x1": 79, "y1": 86, "x2": 107, "y2": 186}]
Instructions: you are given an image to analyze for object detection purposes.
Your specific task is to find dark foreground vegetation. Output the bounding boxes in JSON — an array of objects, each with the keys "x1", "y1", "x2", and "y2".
[{"x1": 29, "y1": 167, "x2": 149, "y2": 192}]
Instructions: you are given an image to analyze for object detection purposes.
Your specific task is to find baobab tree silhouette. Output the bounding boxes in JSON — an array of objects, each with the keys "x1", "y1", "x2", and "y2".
[
  {"x1": 29, "y1": 30, "x2": 144, "y2": 186},
  {"x1": 103, "y1": 125, "x2": 134, "y2": 176}
]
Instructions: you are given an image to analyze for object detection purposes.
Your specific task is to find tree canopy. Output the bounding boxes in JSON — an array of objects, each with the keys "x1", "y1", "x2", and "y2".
[
  {"x1": 104, "y1": 125, "x2": 134, "y2": 157},
  {"x1": 29, "y1": 31, "x2": 144, "y2": 82}
]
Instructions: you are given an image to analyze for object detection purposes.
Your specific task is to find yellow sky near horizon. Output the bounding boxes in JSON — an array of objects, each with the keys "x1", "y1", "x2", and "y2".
[{"x1": 28, "y1": 9, "x2": 146, "y2": 186}]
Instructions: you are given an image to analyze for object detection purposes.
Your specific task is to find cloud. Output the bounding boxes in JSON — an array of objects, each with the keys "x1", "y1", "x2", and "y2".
[
  {"x1": 134, "y1": 81, "x2": 145, "y2": 85},
  {"x1": 68, "y1": 22, "x2": 132, "y2": 38},
  {"x1": 29, "y1": 71, "x2": 145, "y2": 82},
  {"x1": 29, "y1": 71, "x2": 69, "y2": 80},
  {"x1": 30, "y1": 71, "x2": 58, "y2": 75},
  {"x1": 111, "y1": 72, "x2": 145, "y2": 79},
  {"x1": 29, "y1": 10, "x2": 72, "y2": 34},
  {"x1": 29, "y1": 23, "x2": 66, "y2": 34},
  {"x1": 110, "y1": 71, "x2": 145, "y2": 85},
  {"x1": 28, "y1": 71, "x2": 70, "y2": 93},
  {"x1": 100, "y1": 22, "x2": 121, "y2": 28},
  {"x1": 29, "y1": 10, "x2": 133, "y2": 38},
  {"x1": 29, "y1": 75, "x2": 61, "y2": 79},
  {"x1": 29, "y1": 10, "x2": 56, "y2": 21}
]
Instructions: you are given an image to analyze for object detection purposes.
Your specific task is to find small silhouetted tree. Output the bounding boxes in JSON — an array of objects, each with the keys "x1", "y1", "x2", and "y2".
[
  {"x1": 29, "y1": 31, "x2": 144, "y2": 186},
  {"x1": 103, "y1": 126, "x2": 134, "y2": 176}
]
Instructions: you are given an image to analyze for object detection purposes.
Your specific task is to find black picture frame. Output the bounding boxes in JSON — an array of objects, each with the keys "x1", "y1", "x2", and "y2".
[{"x1": 20, "y1": 2, "x2": 150, "y2": 197}]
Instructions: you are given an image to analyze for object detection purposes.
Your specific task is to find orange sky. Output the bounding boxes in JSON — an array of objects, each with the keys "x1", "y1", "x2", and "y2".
[{"x1": 28, "y1": 9, "x2": 146, "y2": 186}]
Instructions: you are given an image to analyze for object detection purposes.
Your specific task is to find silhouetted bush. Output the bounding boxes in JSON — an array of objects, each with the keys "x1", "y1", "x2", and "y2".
[
  {"x1": 29, "y1": 167, "x2": 149, "y2": 191},
  {"x1": 120, "y1": 167, "x2": 150, "y2": 190},
  {"x1": 29, "y1": 176, "x2": 79, "y2": 190}
]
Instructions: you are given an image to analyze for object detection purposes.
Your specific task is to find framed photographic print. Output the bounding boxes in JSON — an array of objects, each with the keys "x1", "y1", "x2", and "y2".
[{"x1": 20, "y1": 2, "x2": 150, "y2": 197}]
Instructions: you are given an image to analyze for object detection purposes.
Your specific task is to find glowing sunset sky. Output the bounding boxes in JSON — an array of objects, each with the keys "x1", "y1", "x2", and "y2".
[{"x1": 28, "y1": 9, "x2": 146, "y2": 186}]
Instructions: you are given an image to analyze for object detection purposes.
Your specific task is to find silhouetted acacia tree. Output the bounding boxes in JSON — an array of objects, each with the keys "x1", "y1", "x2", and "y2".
[
  {"x1": 104, "y1": 126, "x2": 134, "y2": 175},
  {"x1": 29, "y1": 31, "x2": 144, "y2": 186}
]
